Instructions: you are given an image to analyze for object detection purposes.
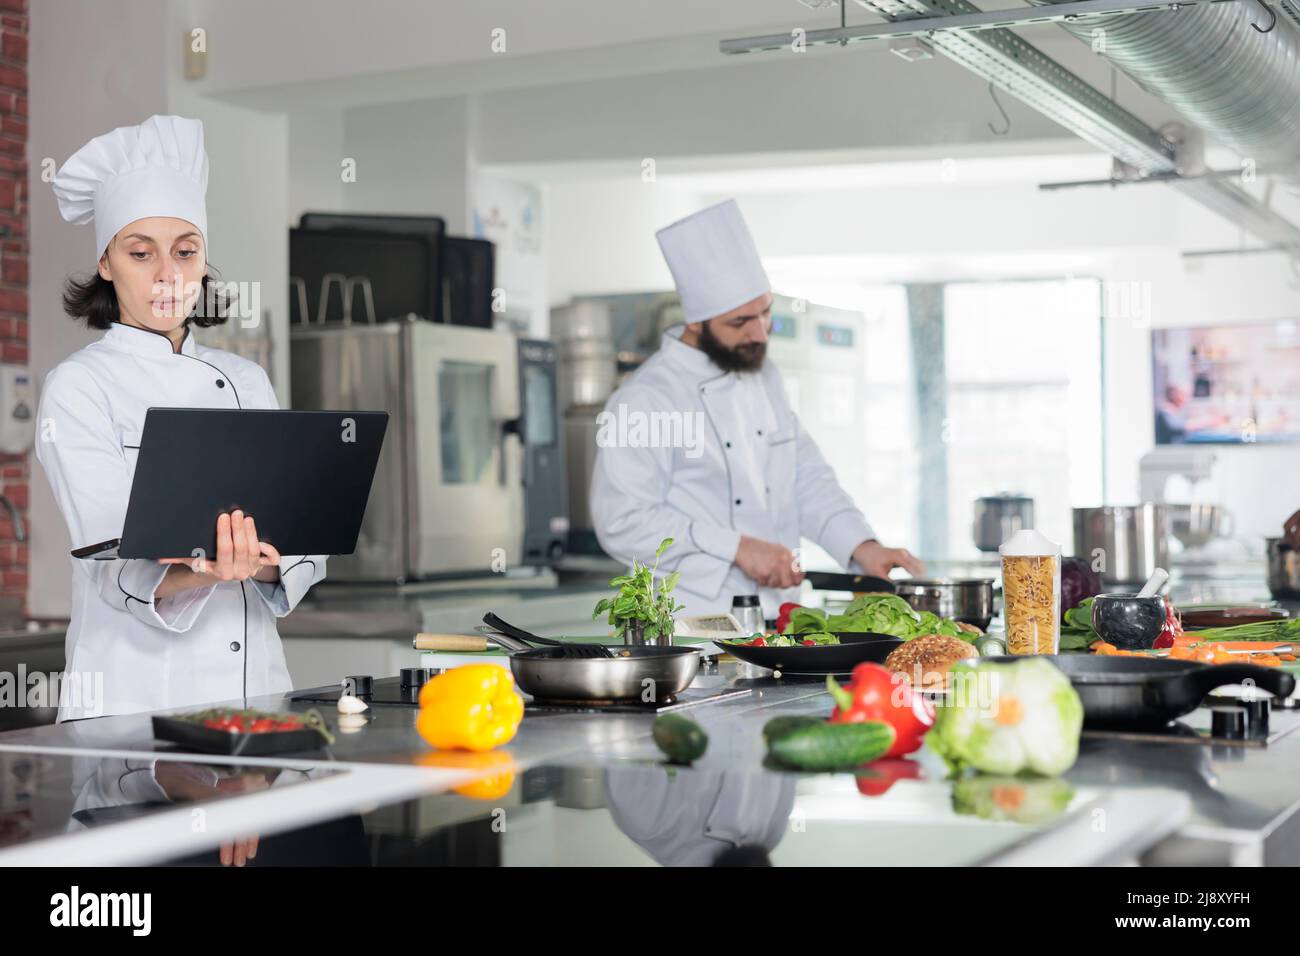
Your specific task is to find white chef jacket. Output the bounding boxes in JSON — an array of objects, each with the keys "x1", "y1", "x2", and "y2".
[
  {"x1": 590, "y1": 328, "x2": 875, "y2": 618},
  {"x1": 35, "y1": 322, "x2": 327, "y2": 721}
]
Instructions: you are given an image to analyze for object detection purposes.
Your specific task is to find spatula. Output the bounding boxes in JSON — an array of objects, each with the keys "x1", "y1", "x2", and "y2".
[{"x1": 481, "y1": 612, "x2": 615, "y2": 659}]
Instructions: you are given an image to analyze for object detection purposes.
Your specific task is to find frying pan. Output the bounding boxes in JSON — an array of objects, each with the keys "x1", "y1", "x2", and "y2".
[
  {"x1": 718, "y1": 633, "x2": 903, "y2": 676},
  {"x1": 1011, "y1": 655, "x2": 1297, "y2": 728},
  {"x1": 484, "y1": 631, "x2": 701, "y2": 701}
]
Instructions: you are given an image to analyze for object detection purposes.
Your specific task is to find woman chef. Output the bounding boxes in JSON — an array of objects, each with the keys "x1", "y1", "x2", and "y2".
[
  {"x1": 590, "y1": 199, "x2": 923, "y2": 618},
  {"x1": 39, "y1": 115, "x2": 327, "y2": 722}
]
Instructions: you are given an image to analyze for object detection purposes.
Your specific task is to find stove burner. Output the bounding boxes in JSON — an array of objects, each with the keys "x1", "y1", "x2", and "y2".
[{"x1": 1081, "y1": 695, "x2": 1300, "y2": 748}]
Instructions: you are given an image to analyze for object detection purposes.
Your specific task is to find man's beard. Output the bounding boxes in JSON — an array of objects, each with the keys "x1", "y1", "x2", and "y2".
[{"x1": 698, "y1": 322, "x2": 766, "y2": 373}]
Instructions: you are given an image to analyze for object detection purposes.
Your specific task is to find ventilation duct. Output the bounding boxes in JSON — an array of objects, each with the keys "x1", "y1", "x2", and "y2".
[{"x1": 1030, "y1": 0, "x2": 1300, "y2": 180}]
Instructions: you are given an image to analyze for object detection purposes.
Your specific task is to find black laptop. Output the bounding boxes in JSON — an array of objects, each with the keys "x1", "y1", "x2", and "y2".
[{"x1": 72, "y1": 408, "x2": 388, "y2": 561}]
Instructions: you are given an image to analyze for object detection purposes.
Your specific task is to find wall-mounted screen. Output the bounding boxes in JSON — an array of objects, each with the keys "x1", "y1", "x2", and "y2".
[{"x1": 1152, "y1": 322, "x2": 1300, "y2": 444}]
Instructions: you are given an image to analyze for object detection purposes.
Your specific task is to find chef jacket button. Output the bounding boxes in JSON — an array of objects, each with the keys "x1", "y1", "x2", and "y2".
[
  {"x1": 735, "y1": 498, "x2": 742, "y2": 506},
  {"x1": 216, "y1": 379, "x2": 226, "y2": 388},
  {"x1": 757, "y1": 428, "x2": 763, "y2": 436},
  {"x1": 725, "y1": 441, "x2": 732, "y2": 449},
  {"x1": 229, "y1": 641, "x2": 241, "y2": 652}
]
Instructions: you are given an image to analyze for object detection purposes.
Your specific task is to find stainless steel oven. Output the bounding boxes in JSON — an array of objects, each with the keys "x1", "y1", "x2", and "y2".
[{"x1": 290, "y1": 318, "x2": 564, "y2": 581}]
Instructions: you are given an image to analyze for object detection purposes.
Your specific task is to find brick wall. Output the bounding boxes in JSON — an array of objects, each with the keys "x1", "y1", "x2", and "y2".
[{"x1": 0, "y1": 0, "x2": 25, "y2": 612}]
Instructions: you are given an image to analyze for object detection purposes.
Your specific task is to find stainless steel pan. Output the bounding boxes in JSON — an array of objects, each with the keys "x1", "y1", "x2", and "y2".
[
  {"x1": 892, "y1": 578, "x2": 995, "y2": 631},
  {"x1": 485, "y1": 631, "x2": 701, "y2": 702}
]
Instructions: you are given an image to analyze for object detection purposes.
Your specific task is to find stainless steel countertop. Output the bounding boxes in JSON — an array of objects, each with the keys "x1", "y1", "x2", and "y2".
[
  {"x1": 2, "y1": 559, "x2": 1295, "y2": 865},
  {"x1": 0, "y1": 663, "x2": 1188, "y2": 866}
]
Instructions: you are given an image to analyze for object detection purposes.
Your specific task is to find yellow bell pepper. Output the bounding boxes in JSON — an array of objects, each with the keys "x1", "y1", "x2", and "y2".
[{"x1": 417, "y1": 664, "x2": 524, "y2": 752}]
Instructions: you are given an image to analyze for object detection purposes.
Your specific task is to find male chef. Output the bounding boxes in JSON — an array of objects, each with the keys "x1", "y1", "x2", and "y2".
[{"x1": 590, "y1": 199, "x2": 923, "y2": 618}]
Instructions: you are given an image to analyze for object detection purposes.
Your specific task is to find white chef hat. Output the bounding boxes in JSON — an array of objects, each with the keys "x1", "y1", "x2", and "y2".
[
  {"x1": 53, "y1": 114, "x2": 209, "y2": 262},
  {"x1": 655, "y1": 199, "x2": 770, "y2": 323}
]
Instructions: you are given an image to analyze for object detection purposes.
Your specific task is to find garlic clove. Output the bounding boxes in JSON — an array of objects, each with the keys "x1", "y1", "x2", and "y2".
[{"x1": 337, "y1": 694, "x2": 369, "y2": 715}]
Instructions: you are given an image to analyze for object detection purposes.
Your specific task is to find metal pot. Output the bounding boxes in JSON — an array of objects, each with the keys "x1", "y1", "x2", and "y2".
[
  {"x1": 1073, "y1": 505, "x2": 1169, "y2": 585},
  {"x1": 1266, "y1": 537, "x2": 1300, "y2": 600},
  {"x1": 973, "y1": 495, "x2": 1034, "y2": 553},
  {"x1": 1168, "y1": 503, "x2": 1232, "y2": 550},
  {"x1": 893, "y1": 578, "x2": 996, "y2": 631}
]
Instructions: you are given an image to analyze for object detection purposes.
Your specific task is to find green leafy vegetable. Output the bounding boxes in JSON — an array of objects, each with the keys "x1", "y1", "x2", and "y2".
[
  {"x1": 1186, "y1": 618, "x2": 1300, "y2": 643},
  {"x1": 928, "y1": 657, "x2": 1083, "y2": 777},
  {"x1": 783, "y1": 593, "x2": 972, "y2": 642},
  {"x1": 592, "y1": 537, "x2": 685, "y2": 643}
]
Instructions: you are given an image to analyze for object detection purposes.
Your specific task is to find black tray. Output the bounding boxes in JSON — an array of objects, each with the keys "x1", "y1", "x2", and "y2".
[
  {"x1": 151, "y1": 715, "x2": 330, "y2": 756},
  {"x1": 718, "y1": 632, "x2": 903, "y2": 675}
]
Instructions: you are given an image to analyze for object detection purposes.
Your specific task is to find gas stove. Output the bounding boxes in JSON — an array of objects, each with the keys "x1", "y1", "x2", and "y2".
[{"x1": 1082, "y1": 694, "x2": 1300, "y2": 748}]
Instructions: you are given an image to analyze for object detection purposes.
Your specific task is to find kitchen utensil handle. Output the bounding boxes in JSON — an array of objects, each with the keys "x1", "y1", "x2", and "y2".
[
  {"x1": 1137, "y1": 567, "x2": 1169, "y2": 598},
  {"x1": 482, "y1": 630, "x2": 533, "y2": 654},
  {"x1": 482, "y1": 612, "x2": 555, "y2": 645},
  {"x1": 805, "y1": 571, "x2": 896, "y2": 593},
  {"x1": 1191, "y1": 663, "x2": 1297, "y2": 699},
  {"x1": 413, "y1": 633, "x2": 487, "y2": 652}
]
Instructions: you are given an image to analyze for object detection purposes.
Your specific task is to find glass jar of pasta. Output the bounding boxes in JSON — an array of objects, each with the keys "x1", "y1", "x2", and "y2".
[{"x1": 999, "y1": 529, "x2": 1061, "y2": 655}]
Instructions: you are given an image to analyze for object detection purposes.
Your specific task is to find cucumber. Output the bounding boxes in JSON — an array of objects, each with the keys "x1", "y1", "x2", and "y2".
[
  {"x1": 765, "y1": 719, "x2": 896, "y2": 771},
  {"x1": 760, "y1": 715, "x2": 824, "y2": 744},
  {"x1": 652, "y1": 713, "x2": 709, "y2": 764}
]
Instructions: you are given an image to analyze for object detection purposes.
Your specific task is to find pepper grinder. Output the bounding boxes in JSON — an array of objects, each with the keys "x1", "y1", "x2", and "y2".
[{"x1": 731, "y1": 595, "x2": 765, "y2": 637}]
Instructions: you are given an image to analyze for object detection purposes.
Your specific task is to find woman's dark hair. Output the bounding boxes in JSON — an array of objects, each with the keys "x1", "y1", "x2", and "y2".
[{"x1": 62, "y1": 268, "x2": 232, "y2": 330}]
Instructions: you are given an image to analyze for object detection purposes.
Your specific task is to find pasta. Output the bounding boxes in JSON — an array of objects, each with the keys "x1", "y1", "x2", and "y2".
[{"x1": 1002, "y1": 554, "x2": 1059, "y2": 654}]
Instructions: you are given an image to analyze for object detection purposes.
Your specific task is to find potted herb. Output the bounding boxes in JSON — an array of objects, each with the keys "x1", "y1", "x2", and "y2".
[{"x1": 592, "y1": 537, "x2": 685, "y2": 645}]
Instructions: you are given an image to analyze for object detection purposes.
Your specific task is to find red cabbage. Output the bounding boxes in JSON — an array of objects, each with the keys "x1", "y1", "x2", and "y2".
[{"x1": 1060, "y1": 556, "x2": 1102, "y2": 621}]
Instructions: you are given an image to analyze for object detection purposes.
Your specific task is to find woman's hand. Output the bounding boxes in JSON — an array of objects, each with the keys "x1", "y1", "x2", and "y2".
[{"x1": 157, "y1": 510, "x2": 281, "y2": 594}]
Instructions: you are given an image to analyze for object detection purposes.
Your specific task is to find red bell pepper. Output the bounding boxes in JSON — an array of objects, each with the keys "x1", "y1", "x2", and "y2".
[{"x1": 826, "y1": 663, "x2": 934, "y2": 759}]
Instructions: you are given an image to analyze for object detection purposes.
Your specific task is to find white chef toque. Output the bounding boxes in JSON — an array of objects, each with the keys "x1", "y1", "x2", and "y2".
[
  {"x1": 53, "y1": 114, "x2": 210, "y2": 262},
  {"x1": 655, "y1": 199, "x2": 770, "y2": 324}
]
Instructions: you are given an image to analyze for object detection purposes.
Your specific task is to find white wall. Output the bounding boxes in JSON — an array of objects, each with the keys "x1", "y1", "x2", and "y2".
[
  {"x1": 287, "y1": 110, "x2": 345, "y2": 224},
  {"x1": 544, "y1": 177, "x2": 702, "y2": 309},
  {"x1": 339, "y1": 98, "x2": 474, "y2": 233}
]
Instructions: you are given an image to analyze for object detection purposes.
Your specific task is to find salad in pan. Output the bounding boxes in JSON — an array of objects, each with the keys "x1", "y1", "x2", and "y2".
[{"x1": 727, "y1": 593, "x2": 982, "y2": 647}]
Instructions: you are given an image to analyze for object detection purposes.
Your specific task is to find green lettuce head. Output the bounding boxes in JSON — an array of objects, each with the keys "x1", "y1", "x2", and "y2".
[{"x1": 929, "y1": 657, "x2": 1083, "y2": 777}]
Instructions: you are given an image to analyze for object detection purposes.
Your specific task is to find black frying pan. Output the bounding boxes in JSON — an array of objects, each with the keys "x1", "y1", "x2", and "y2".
[
  {"x1": 1011, "y1": 655, "x2": 1297, "y2": 728},
  {"x1": 719, "y1": 633, "x2": 902, "y2": 675}
]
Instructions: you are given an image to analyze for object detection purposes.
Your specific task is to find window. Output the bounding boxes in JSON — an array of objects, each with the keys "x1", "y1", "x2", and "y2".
[
  {"x1": 776, "y1": 277, "x2": 1103, "y2": 565},
  {"x1": 940, "y1": 278, "x2": 1104, "y2": 558}
]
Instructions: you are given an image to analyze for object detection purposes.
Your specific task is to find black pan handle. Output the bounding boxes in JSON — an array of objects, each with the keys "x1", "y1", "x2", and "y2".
[
  {"x1": 482, "y1": 612, "x2": 559, "y2": 647},
  {"x1": 804, "y1": 571, "x2": 897, "y2": 593},
  {"x1": 1188, "y1": 663, "x2": 1296, "y2": 700}
]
